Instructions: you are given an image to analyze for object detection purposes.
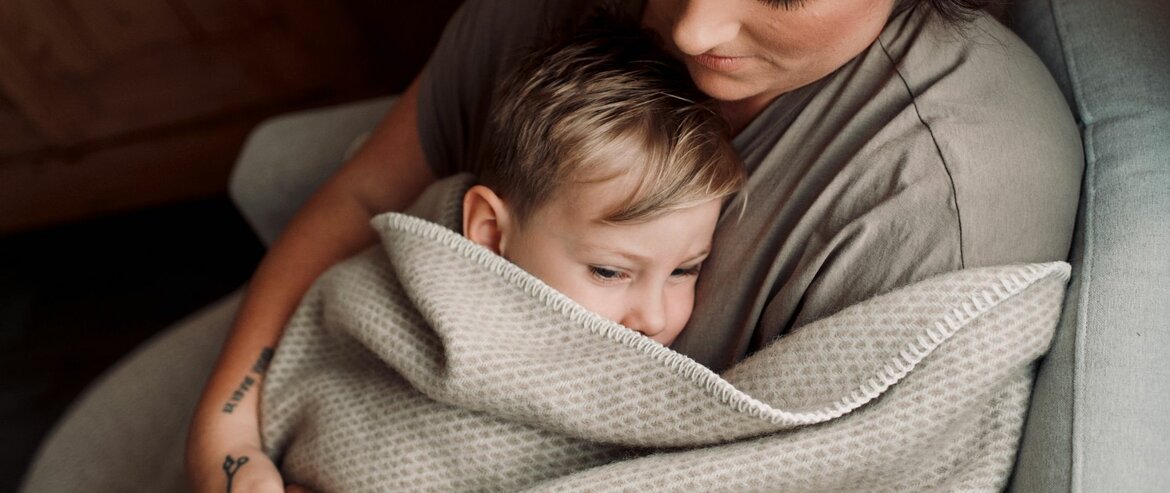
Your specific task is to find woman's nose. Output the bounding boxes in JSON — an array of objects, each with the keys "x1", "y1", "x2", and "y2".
[{"x1": 672, "y1": 0, "x2": 742, "y2": 56}]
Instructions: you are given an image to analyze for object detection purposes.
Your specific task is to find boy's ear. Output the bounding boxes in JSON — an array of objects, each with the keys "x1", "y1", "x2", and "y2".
[{"x1": 462, "y1": 185, "x2": 513, "y2": 254}]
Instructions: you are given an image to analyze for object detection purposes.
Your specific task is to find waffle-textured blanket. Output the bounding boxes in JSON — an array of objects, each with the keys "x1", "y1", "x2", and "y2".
[{"x1": 261, "y1": 177, "x2": 1069, "y2": 493}]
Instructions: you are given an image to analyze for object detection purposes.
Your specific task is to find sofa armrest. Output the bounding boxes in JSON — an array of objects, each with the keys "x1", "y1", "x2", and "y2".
[
  {"x1": 228, "y1": 96, "x2": 399, "y2": 246},
  {"x1": 1008, "y1": 0, "x2": 1170, "y2": 491}
]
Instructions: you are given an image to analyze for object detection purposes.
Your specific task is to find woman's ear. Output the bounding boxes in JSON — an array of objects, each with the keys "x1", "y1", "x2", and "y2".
[{"x1": 462, "y1": 185, "x2": 513, "y2": 254}]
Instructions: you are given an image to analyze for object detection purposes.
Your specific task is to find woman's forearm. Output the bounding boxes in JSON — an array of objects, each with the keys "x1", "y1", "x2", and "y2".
[
  {"x1": 186, "y1": 78, "x2": 436, "y2": 491},
  {"x1": 185, "y1": 182, "x2": 383, "y2": 491}
]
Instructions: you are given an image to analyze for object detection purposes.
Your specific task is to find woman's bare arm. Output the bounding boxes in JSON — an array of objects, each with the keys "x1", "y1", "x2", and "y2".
[{"x1": 185, "y1": 77, "x2": 436, "y2": 493}]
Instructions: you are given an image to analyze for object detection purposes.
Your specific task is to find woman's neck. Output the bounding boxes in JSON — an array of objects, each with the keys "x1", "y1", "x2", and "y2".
[{"x1": 718, "y1": 93, "x2": 778, "y2": 137}]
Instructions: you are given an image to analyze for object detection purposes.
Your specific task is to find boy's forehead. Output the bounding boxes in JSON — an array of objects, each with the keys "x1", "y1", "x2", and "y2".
[
  {"x1": 530, "y1": 188, "x2": 611, "y2": 231},
  {"x1": 530, "y1": 186, "x2": 720, "y2": 259},
  {"x1": 539, "y1": 171, "x2": 644, "y2": 223}
]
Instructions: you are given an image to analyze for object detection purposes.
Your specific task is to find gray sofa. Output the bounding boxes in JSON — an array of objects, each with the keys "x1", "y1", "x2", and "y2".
[
  {"x1": 20, "y1": 0, "x2": 1169, "y2": 490},
  {"x1": 1007, "y1": 0, "x2": 1169, "y2": 490}
]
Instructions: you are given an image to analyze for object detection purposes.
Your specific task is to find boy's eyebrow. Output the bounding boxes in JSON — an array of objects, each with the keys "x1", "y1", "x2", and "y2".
[
  {"x1": 584, "y1": 245, "x2": 711, "y2": 265},
  {"x1": 592, "y1": 247, "x2": 652, "y2": 264}
]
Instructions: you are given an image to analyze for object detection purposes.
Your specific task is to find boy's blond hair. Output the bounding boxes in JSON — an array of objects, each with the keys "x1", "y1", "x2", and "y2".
[{"x1": 477, "y1": 14, "x2": 745, "y2": 225}]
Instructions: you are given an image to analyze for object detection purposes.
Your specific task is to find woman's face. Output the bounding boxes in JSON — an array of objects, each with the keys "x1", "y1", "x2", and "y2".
[{"x1": 643, "y1": 0, "x2": 897, "y2": 111}]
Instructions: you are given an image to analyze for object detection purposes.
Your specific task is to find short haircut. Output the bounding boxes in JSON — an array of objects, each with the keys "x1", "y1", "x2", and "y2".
[{"x1": 476, "y1": 11, "x2": 745, "y2": 225}]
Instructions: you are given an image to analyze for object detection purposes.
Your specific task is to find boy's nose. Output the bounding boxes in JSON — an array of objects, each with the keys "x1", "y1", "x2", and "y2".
[
  {"x1": 672, "y1": 0, "x2": 742, "y2": 56},
  {"x1": 621, "y1": 294, "x2": 668, "y2": 338}
]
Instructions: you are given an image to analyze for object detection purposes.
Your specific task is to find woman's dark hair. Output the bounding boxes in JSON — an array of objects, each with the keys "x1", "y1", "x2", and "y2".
[{"x1": 913, "y1": 0, "x2": 1005, "y2": 23}]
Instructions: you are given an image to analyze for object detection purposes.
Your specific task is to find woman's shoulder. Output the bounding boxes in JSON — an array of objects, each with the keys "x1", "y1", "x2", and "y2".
[
  {"x1": 878, "y1": 7, "x2": 1079, "y2": 150},
  {"x1": 880, "y1": 7, "x2": 1084, "y2": 266}
]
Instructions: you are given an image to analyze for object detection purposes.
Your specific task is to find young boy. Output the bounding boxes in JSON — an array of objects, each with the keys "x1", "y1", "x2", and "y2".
[
  {"x1": 460, "y1": 15, "x2": 745, "y2": 346},
  {"x1": 190, "y1": 13, "x2": 744, "y2": 493}
]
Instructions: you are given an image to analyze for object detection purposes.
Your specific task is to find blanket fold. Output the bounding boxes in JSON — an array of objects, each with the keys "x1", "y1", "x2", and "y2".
[{"x1": 261, "y1": 176, "x2": 1069, "y2": 492}]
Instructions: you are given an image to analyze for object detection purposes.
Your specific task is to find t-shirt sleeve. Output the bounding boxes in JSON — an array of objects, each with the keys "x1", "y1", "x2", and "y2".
[{"x1": 416, "y1": 0, "x2": 591, "y2": 177}]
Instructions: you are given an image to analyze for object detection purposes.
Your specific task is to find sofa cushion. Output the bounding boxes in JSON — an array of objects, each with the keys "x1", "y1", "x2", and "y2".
[{"x1": 229, "y1": 97, "x2": 399, "y2": 246}]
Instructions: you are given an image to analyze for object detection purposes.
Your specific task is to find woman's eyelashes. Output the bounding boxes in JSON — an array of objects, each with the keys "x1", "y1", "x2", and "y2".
[{"x1": 759, "y1": 0, "x2": 807, "y2": 10}]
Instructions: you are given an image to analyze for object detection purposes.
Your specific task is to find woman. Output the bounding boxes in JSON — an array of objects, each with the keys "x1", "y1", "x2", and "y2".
[{"x1": 187, "y1": 0, "x2": 1082, "y2": 491}]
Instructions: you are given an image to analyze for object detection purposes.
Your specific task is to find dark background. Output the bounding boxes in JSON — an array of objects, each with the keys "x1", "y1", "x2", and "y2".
[{"x1": 0, "y1": 1, "x2": 463, "y2": 490}]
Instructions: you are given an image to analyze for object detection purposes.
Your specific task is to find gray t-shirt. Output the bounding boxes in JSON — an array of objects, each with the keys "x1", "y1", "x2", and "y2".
[{"x1": 417, "y1": 0, "x2": 1082, "y2": 372}]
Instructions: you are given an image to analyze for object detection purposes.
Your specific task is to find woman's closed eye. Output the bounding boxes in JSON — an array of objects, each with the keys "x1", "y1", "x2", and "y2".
[{"x1": 759, "y1": 0, "x2": 807, "y2": 10}]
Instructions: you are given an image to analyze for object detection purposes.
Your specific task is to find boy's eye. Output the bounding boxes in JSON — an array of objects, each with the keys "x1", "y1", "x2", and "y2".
[
  {"x1": 589, "y1": 266, "x2": 626, "y2": 281},
  {"x1": 671, "y1": 264, "x2": 702, "y2": 277}
]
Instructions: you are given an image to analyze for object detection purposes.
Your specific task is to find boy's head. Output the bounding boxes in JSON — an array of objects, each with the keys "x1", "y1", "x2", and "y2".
[
  {"x1": 463, "y1": 14, "x2": 745, "y2": 345},
  {"x1": 475, "y1": 13, "x2": 743, "y2": 226}
]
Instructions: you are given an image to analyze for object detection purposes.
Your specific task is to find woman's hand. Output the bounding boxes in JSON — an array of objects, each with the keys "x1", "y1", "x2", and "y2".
[{"x1": 189, "y1": 445, "x2": 283, "y2": 493}]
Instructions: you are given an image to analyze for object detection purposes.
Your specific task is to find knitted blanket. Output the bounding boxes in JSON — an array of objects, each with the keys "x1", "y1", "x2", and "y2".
[{"x1": 261, "y1": 177, "x2": 1070, "y2": 493}]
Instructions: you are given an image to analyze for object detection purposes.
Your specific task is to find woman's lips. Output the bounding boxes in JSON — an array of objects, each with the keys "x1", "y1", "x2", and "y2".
[{"x1": 689, "y1": 53, "x2": 748, "y2": 72}]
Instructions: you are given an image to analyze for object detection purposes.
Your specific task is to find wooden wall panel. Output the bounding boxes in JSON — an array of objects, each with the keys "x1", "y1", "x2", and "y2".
[
  {"x1": 336, "y1": 0, "x2": 464, "y2": 89},
  {"x1": 0, "y1": 117, "x2": 257, "y2": 233},
  {"x1": 277, "y1": 0, "x2": 369, "y2": 93},
  {"x1": 174, "y1": 0, "x2": 277, "y2": 35},
  {"x1": 0, "y1": 0, "x2": 100, "y2": 73},
  {"x1": 0, "y1": 1, "x2": 363, "y2": 146},
  {"x1": 64, "y1": 0, "x2": 190, "y2": 56},
  {"x1": 0, "y1": 1, "x2": 98, "y2": 143},
  {"x1": 0, "y1": 0, "x2": 463, "y2": 233},
  {"x1": 0, "y1": 95, "x2": 45, "y2": 157},
  {"x1": 83, "y1": 26, "x2": 324, "y2": 133}
]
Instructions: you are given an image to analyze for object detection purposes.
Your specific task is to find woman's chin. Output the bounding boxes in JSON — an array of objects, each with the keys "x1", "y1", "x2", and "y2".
[{"x1": 689, "y1": 72, "x2": 763, "y2": 104}]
